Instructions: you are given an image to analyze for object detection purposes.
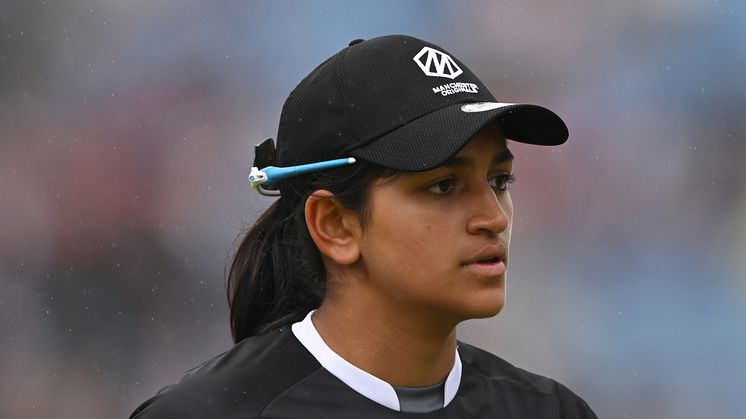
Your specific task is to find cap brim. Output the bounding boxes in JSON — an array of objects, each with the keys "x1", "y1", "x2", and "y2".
[{"x1": 349, "y1": 102, "x2": 568, "y2": 171}]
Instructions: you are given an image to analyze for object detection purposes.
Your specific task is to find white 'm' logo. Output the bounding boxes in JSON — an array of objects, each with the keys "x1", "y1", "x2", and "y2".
[{"x1": 413, "y1": 47, "x2": 463, "y2": 79}]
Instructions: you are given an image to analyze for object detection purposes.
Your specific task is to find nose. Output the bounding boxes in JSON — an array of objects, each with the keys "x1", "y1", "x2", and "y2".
[{"x1": 466, "y1": 183, "x2": 511, "y2": 237}]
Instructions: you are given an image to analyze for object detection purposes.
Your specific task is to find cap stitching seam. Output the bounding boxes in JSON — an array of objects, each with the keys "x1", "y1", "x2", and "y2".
[
  {"x1": 348, "y1": 98, "x2": 485, "y2": 153},
  {"x1": 338, "y1": 46, "x2": 364, "y2": 152}
]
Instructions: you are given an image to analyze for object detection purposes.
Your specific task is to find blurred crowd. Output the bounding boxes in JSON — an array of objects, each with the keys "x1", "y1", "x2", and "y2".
[{"x1": 1, "y1": 1, "x2": 744, "y2": 418}]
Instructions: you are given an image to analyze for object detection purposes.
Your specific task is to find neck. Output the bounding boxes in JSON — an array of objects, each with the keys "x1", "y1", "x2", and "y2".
[{"x1": 313, "y1": 294, "x2": 458, "y2": 387}]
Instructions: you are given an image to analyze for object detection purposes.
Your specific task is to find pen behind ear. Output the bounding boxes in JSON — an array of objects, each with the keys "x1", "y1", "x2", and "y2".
[
  {"x1": 250, "y1": 138, "x2": 280, "y2": 196},
  {"x1": 248, "y1": 138, "x2": 357, "y2": 197}
]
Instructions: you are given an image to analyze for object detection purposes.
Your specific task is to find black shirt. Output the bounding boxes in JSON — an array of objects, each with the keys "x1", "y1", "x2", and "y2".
[{"x1": 130, "y1": 317, "x2": 597, "y2": 418}]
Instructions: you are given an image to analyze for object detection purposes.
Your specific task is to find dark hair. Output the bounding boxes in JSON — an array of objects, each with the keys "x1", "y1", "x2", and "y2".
[{"x1": 227, "y1": 160, "x2": 396, "y2": 343}]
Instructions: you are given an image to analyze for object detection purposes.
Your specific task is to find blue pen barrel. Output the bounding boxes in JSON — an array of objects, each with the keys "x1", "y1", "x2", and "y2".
[{"x1": 262, "y1": 158, "x2": 356, "y2": 183}]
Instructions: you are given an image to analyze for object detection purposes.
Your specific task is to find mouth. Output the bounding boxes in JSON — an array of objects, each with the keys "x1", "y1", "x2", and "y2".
[
  {"x1": 462, "y1": 247, "x2": 507, "y2": 266},
  {"x1": 462, "y1": 250, "x2": 507, "y2": 277},
  {"x1": 473, "y1": 256, "x2": 502, "y2": 264}
]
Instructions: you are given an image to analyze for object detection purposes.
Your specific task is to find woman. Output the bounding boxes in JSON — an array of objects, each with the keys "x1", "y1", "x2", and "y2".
[{"x1": 131, "y1": 35, "x2": 598, "y2": 418}]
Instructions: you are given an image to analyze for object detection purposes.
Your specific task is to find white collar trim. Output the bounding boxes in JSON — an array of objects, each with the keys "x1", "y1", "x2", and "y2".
[{"x1": 291, "y1": 310, "x2": 462, "y2": 412}]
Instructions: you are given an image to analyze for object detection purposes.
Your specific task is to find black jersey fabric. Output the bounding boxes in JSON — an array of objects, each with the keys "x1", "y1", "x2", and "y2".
[{"x1": 130, "y1": 327, "x2": 597, "y2": 418}]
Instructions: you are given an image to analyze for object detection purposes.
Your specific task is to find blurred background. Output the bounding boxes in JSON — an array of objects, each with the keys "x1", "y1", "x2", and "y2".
[{"x1": 1, "y1": 0, "x2": 744, "y2": 417}]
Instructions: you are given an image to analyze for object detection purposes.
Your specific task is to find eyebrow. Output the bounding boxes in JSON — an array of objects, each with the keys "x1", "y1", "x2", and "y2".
[{"x1": 440, "y1": 149, "x2": 514, "y2": 168}]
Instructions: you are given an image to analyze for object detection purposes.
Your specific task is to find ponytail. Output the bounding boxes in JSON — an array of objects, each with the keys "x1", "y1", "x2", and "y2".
[{"x1": 227, "y1": 161, "x2": 395, "y2": 342}]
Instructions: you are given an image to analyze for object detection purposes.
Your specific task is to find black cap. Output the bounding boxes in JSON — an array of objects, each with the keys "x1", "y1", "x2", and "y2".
[{"x1": 275, "y1": 34, "x2": 568, "y2": 172}]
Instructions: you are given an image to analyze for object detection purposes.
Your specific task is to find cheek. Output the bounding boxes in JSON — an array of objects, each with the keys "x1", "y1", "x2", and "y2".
[
  {"x1": 364, "y1": 210, "x2": 456, "y2": 282},
  {"x1": 407, "y1": 222, "x2": 455, "y2": 265},
  {"x1": 380, "y1": 221, "x2": 432, "y2": 265},
  {"x1": 503, "y1": 194, "x2": 514, "y2": 244}
]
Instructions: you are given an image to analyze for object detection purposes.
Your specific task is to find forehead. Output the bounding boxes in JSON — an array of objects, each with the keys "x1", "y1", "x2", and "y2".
[
  {"x1": 440, "y1": 125, "x2": 512, "y2": 167},
  {"x1": 374, "y1": 127, "x2": 512, "y2": 188},
  {"x1": 369, "y1": 124, "x2": 513, "y2": 188}
]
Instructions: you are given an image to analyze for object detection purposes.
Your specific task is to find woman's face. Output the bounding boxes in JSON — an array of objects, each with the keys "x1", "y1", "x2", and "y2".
[{"x1": 357, "y1": 126, "x2": 514, "y2": 324}]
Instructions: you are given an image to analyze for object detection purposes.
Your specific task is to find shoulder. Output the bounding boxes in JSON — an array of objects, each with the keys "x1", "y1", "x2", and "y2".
[
  {"x1": 129, "y1": 327, "x2": 321, "y2": 419},
  {"x1": 458, "y1": 341, "x2": 598, "y2": 419}
]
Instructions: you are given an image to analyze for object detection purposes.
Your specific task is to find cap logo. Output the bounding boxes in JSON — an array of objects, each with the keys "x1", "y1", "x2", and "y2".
[
  {"x1": 413, "y1": 47, "x2": 463, "y2": 79},
  {"x1": 461, "y1": 102, "x2": 514, "y2": 113}
]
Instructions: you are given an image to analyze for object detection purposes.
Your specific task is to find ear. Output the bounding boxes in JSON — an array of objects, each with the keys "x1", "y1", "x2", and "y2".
[{"x1": 304, "y1": 190, "x2": 362, "y2": 265}]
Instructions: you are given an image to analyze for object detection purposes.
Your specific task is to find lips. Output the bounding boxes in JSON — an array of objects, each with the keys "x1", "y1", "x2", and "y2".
[
  {"x1": 462, "y1": 245, "x2": 507, "y2": 266},
  {"x1": 462, "y1": 246, "x2": 507, "y2": 277},
  {"x1": 463, "y1": 258, "x2": 506, "y2": 277}
]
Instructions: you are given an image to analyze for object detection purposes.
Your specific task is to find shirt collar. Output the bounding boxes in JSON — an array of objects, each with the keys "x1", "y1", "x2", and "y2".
[{"x1": 291, "y1": 310, "x2": 462, "y2": 412}]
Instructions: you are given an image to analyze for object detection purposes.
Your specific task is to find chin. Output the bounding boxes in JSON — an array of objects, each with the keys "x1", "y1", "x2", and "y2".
[
  {"x1": 458, "y1": 290, "x2": 506, "y2": 320},
  {"x1": 474, "y1": 300, "x2": 505, "y2": 319}
]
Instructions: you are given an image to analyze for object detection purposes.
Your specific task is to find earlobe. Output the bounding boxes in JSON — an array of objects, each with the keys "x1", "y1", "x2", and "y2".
[{"x1": 304, "y1": 190, "x2": 361, "y2": 265}]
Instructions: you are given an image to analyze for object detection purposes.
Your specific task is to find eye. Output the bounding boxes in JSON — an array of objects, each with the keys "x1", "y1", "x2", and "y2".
[
  {"x1": 427, "y1": 178, "x2": 457, "y2": 195},
  {"x1": 488, "y1": 173, "x2": 516, "y2": 191}
]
